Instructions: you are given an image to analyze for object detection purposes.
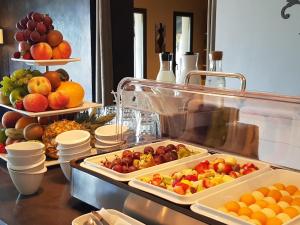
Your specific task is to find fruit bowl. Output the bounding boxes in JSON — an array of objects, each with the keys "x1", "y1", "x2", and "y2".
[
  {"x1": 128, "y1": 154, "x2": 270, "y2": 205},
  {"x1": 190, "y1": 169, "x2": 300, "y2": 225},
  {"x1": 11, "y1": 58, "x2": 80, "y2": 66},
  {"x1": 82, "y1": 140, "x2": 209, "y2": 182}
]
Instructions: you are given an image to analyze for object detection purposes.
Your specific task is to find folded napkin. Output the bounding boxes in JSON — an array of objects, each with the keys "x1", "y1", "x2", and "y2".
[{"x1": 99, "y1": 208, "x2": 131, "y2": 225}]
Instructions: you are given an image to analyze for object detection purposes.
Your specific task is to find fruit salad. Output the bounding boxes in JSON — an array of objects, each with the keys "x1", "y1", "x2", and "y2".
[
  {"x1": 139, "y1": 157, "x2": 259, "y2": 195},
  {"x1": 101, "y1": 144, "x2": 194, "y2": 173},
  {"x1": 219, "y1": 183, "x2": 300, "y2": 225}
]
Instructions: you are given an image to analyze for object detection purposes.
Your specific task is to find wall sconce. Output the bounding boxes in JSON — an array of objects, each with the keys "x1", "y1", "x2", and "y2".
[
  {"x1": 0, "y1": 29, "x2": 4, "y2": 44},
  {"x1": 0, "y1": 29, "x2": 3, "y2": 44}
]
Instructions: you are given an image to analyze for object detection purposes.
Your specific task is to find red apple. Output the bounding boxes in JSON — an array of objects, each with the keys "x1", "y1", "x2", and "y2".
[
  {"x1": 23, "y1": 93, "x2": 48, "y2": 112},
  {"x1": 52, "y1": 40, "x2": 71, "y2": 59},
  {"x1": 48, "y1": 91, "x2": 69, "y2": 110},
  {"x1": 30, "y1": 42, "x2": 53, "y2": 60},
  {"x1": 28, "y1": 76, "x2": 52, "y2": 96}
]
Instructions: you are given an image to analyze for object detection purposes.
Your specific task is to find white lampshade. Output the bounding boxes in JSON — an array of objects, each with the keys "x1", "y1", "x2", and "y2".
[{"x1": 0, "y1": 29, "x2": 3, "y2": 44}]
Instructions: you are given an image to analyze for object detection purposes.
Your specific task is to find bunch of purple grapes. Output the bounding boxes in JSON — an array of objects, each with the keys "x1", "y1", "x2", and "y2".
[{"x1": 15, "y1": 12, "x2": 54, "y2": 45}]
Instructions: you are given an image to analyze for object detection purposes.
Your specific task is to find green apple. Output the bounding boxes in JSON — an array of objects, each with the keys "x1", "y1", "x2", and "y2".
[
  {"x1": 0, "y1": 91, "x2": 11, "y2": 105},
  {"x1": 9, "y1": 87, "x2": 28, "y2": 106}
]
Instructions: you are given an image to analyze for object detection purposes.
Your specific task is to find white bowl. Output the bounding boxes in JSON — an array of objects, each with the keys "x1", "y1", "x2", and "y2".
[
  {"x1": 7, "y1": 152, "x2": 45, "y2": 167},
  {"x1": 58, "y1": 148, "x2": 91, "y2": 162},
  {"x1": 56, "y1": 139, "x2": 91, "y2": 151},
  {"x1": 8, "y1": 166, "x2": 47, "y2": 195},
  {"x1": 6, "y1": 142, "x2": 45, "y2": 156},
  {"x1": 55, "y1": 130, "x2": 90, "y2": 147},
  {"x1": 7, "y1": 155, "x2": 46, "y2": 172},
  {"x1": 60, "y1": 162, "x2": 71, "y2": 181},
  {"x1": 58, "y1": 145, "x2": 91, "y2": 156},
  {"x1": 95, "y1": 124, "x2": 128, "y2": 141}
]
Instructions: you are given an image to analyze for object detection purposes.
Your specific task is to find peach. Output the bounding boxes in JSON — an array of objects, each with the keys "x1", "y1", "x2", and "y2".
[
  {"x1": 43, "y1": 71, "x2": 61, "y2": 91},
  {"x1": 52, "y1": 40, "x2": 71, "y2": 59},
  {"x1": 47, "y1": 30, "x2": 63, "y2": 47},
  {"x1": 1, "y1": 111, "x2": 23, "y2": 128},
  {"x1": 48, "y1": 91, "x2": 69, "y2": 110},
  {"x1": 28, "y1": 76, "x2": 52, "y2": 96},
  {"x1": 23, "y1": 93, "x2": 48, "y2": 112},
  {"x1": 30, "y1": 42, "x2": 53, "y2": 60}
]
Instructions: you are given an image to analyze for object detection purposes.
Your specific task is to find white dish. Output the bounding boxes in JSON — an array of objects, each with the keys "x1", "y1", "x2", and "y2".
[
  {"x1": 7, "y1": 155, "x2": 46, "y2": 171},
  {"x1": 58, "y1": 145, "x2": 91, "y2": 156},
  {"x1": 6, "y1": 142, "x2": 45, "y2": 156},
  {"x1": 8, "y1": 166, "x2": 47, "y2": 195},
  {"x1": 95, "y1": 139, "x2": 123, "y2": 148},
  {"x1": 72, "y1": 209, "x2": 145, "y2": 225},
  {"x1": 190, "y1": 169, "x2": 300, "y2": 225},
  {"x1": 58, "y1": 148, "x2": 91, "y2": 162},
  {"x1": 95, "y1": 137, "x2": 124, "y2": 145},
  {"x1": 11, "y1": 57, "x2": 81, "y2": 66},
  {"x1": 7, "y1": 152, "x2": 45, "y2": 167},
  {"x1": 82, "y1": 140, "x2": 209, "y2": 182},
  {"x1": 56, "y1": 130, "x2": 90, "y2": 147},
  {"x1": 95, "y1": 124, "x2": 128, "y2": 141},
  {"x1": 60, "y1": 162, "x2": 71, "y2": 181},
  {"x1": 128, "y1": 154, "x2": 271, "y2": 205},
  {"x1": 57, "y1": 138, "x2": 90, "y2": 151},
  {"x1": 0, "y1": 101, "x2": 102, "y2": 118}
]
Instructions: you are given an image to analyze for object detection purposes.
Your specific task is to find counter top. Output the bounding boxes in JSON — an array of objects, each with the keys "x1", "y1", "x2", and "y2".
[{"x1": 0, "y1": 160, "x2": 94, "y2": 225}]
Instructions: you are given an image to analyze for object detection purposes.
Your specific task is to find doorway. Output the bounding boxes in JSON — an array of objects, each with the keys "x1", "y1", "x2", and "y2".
[
  {"x1": 173, "y1": 12, "x2": 194, "y2": 75},
  {"x1": 133, "y1": 8, "x2": 147, "y2": 79}
]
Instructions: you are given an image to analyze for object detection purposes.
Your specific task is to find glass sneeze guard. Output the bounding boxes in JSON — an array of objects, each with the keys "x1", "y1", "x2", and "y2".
[{"x1": 117, "y1": 77, "x2": 300, "y2": 171}]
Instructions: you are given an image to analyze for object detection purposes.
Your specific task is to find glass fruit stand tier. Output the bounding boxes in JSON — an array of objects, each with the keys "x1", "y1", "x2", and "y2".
[
  {"x1": 71, "y1": 77, "x2": 300, "y2": 225},
  {"x1": 0, "y1": 59, "x2": 102, "y2": 166}
]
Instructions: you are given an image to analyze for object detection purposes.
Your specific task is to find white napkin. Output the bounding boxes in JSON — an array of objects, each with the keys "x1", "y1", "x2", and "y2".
[{"x1": 99, "y1": 208, "x2": 131, "y2": 225}]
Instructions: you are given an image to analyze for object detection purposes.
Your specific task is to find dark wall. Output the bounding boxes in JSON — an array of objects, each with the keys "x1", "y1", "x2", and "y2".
[
  {"x1": 110, "y1": 0, "x2": 134, "y2": 90},
  {"x1": 0, "y1": 0, "x2": 92, "y2": 100}
]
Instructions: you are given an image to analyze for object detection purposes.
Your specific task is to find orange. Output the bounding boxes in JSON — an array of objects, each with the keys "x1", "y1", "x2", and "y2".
[
  {"x1": 56, "y1": 81, "x2": 85, "y2": 108},
  {"x1": 238, "y1": 207, "x2": 253, "y2": 217},
  {"x1": 285, "y1": 185, "x2": 298, "y2": 195},
  {"x1": 294, "y1": 190, "x2": 300, "y2": 197},
  {"x1": 283, "y1": 206, "x2": 299, "y2": 218},
  {"x1": 280, "y1": 195, "x2": 293, "y2": 204},
  {"x1": 224, "y1": 201, "x2": 240, "y2": 213},
  {"x1": 257, "y1": 187, "x2": 270, "y2": 197},
  {"x1": 268, "y1": 190, "x2": 282, "y2": 202},
  {"x1": 256, "y1": 199, "x2": 268, "y2": 208},
  {"x1": 266, "y1": 217, "x2": 282, "y2": 225},
  {"x1": 240, "y1": 193, "x2": 256, "y2": 206},
  {"x1": 251, "y1": 211, "x2": 268, "y2": 225},
  {"x1": 292, "y1": 197, "x2": 300, "y2": 206},
  {"x1": 267, "y1": 203, "x2": 282, "y2": 214},
  {"x1": 273, "y1": 183, "x2": 286, "y2": 191}
]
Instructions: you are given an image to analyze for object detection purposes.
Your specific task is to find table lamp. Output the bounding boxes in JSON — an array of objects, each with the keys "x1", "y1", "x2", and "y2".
[{"x1": 0, "y1": 29, "x2": 3, "y2": 44}]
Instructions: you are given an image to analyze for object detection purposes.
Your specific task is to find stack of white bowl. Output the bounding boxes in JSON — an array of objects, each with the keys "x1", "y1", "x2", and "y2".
[
  {"x1": 5, "y1": 142, "x2": 47, "y2": 195},
  {"x1": 94, "y1": 124, "x2": 128, "y2": 153},
  {"x1": 55, "y1": 130, "x2": 91, "y2": 180}
]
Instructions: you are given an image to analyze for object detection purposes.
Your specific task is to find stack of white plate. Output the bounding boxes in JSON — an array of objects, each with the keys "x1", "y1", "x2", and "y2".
[
  {"x1": 55, "y1": 130, "x2": 91, "y2": 180},
  {"x1": 5, "y1": 142, "x2": 47, "y2": 195},
  {"x1": 94, "y1": 124, "x2": 128, "y2": 152}
]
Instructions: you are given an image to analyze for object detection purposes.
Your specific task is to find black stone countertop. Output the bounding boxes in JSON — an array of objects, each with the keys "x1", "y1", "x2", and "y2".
[{"x1": 0, "y1": 160, "x2": 94, "y2": 225}]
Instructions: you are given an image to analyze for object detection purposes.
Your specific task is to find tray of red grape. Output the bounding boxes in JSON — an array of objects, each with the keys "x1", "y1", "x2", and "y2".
[
  {"x1": 128, "y1": 154, "x2": 271, "y2": 205},
  {"x1": 82, "y1": 140, "x2": 208, "y2": 182}
]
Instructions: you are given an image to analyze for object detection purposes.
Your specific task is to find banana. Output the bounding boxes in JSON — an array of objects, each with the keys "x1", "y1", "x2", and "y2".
[{"x1": 5, "y1": 128, "x2": 24, "y2": 140}]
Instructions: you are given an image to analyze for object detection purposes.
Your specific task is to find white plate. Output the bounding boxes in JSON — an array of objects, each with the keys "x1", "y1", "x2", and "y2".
[
  {"x1": 191, "y1": 169, "x2": 300, "y2": 225},
  {"x1": 0, "y1": 101, "x2": 102, "y2": 118},
  {"x1": 95, "y1": 124, "x2": 128, "y2": 141},
  {"x1": 95, "y1": 137, "x2": 125, "y2": 145},
  {"x1": 82, "y1": 140, "x2": 209, "y2": 182},
  {"x1": 56, "y1": 130, "x2": 90, "y2": 147},
  {"x1": 11, "y1": 57, "x2": 80, "y2": 66},
  {"x1": 128, "y1": 154, "x2": 271, "y2": 205},
  {"x1": 72, "y1": 209, "x2": 145, "y2": 225}
]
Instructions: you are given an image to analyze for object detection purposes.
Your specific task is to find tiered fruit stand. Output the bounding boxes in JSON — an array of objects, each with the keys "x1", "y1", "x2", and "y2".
[{"x1": 0, "y1": 58, "x2": 102, "y2": 166}]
